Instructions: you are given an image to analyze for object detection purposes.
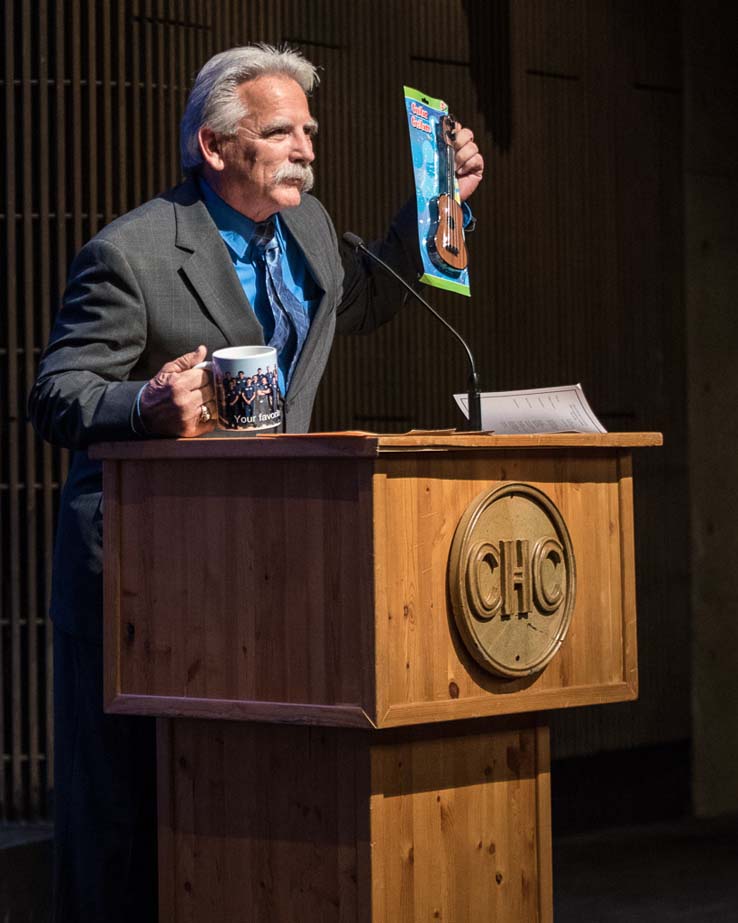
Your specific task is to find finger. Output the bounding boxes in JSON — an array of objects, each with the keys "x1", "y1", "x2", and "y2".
[
  {"x1": 173, "y1": 366, "x2": 213, "y2": 391},
  {"x1": 190, "y1": 382, "x2": 216, "y2": 406},
  {"x1": 452, "y1": 126, "x2": 474, "y2": 150},
  {"x1": 453, "y1": 136, "x2": 479, "y2": 166},
  {"x1": 455, "y1": 155, "x2": 482, "y2": 181},
  {"x1": 456, "y1": 150, "x2": 484, "y2": 177},
  {"x1": 158, "y1": 344, "x2": 208, "y2": 375}
]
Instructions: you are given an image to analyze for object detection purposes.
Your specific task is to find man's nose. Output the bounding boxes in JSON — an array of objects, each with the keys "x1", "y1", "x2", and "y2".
[{"x1": 292, "y1": 131, "x2": 315, "y2": 163}]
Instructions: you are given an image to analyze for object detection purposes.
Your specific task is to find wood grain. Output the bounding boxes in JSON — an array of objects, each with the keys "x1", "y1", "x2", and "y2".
[
  {"x1": 90, "y1": 431, "x2": 663, "y2": 460},
  {"x1": 100, "y1": 435, "x2": 648, "y2": 921},
  {"x1": 103, "y1": 438, "x2": 641, "y2": 726},
  {"x1": 112, "y1": 456, "x2": 377, "y2": 719},
  {"x1": 617, "y1": 454, "x2": 639, "y2": 693},
  {"x1": 109, "y1": 693, "x2": 375, "y2": 726},
  {"x1": 158, "y1": 716, "x2": 552, "y2": 922},
  {"x1": 158, "y1": 719, "x2": 369, "y2": 922},
  {"x1": 373, "y1": 449, "x2": 638, "y2": 726},
  {"x1": 369, "y1": 719, "x2": 552, "y2": 922}
]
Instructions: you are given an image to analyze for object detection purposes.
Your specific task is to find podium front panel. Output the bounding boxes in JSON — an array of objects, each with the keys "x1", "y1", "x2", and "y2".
[
  {"x1": 97, "y1": 434, "x2": 654, "y2": 725},
  {"x1": 104, "y1": 455, "x2": 379, "y2": 726},
  {"x1": 372, "y1": 448, "x2": 637, "y2": 726}
]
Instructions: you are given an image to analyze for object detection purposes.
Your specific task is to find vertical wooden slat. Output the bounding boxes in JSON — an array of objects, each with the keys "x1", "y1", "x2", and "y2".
[
  {"x1": 211, "y1": 0, "x2": 221, "y2": 51},
  {"x1": 197, "y1": 0, "x2": 207, "y2": 71},
  {"x1": 132, "y1": 0, "x2": 143, "y2": 206},
  {"x1": 143, "y1": 0, "x2": 154, "y2": 199},
  {"x1": 168, "y1": 0, "x2": 178, "y2": 183},
  {"x1": 192, "y1": 0, "x2": 200, "y2": 67},
  {"x1": 56, "y1": 0, "x2": 69, "y2": 488},
  {"x1": 227, "y1": 0, "x2": 236, "y2": 46},
  {"x1": 155, "y1": 0, "x2": 165, "y2": 192},
  {"x1": 22, "y1": 0, "x2": 40, "y2": 820},
  {"x1": 190, "y1": 0, "x2": 199, "y2": 69},
  {"x1": 87, "y1": 0, "x2": 99, "y2": 238},
  {"x1": 102, "y1": 0, "x2": 113, "y2": 225},
  {"x1": 184, "y1": 0, "x2": 193, "y2": 120},
  {"x1": 117, "y1": 0, "x2": 128, "y2": 213},
  {"x1": 8, "y1": 0, "x2": 23, "y2": 821},
  {"x1": 177, "y1": 0, "x2": 187, "y2": 173},
  {"x1": 1, "y1": 0, "x2": 15, "y2": 823},
  {"x1": 37, "y1": 0, "x2": 54, "y2": 816},
  {"x1": 71, "y1": 0, "x2": 83, "y2": 251}
]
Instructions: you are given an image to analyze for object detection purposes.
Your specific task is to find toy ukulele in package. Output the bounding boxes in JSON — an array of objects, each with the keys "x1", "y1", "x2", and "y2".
[{"x1": 403, "y1": 85, "x2": 470, "y2": 296}]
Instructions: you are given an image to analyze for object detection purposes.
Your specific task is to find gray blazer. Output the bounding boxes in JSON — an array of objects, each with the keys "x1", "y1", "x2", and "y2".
[{"x1": 29, "y1": 178, "x2": 421, "y2": 638}]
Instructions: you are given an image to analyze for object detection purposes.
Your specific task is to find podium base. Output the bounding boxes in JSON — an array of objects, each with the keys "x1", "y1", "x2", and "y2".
[{"x1": 157, "y1": 716, "x2": 552, "y2": 922}]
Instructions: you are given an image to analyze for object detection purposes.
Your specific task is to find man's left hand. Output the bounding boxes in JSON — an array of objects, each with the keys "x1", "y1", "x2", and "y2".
[{"x1": 451, "y1": 122, "x2": 484, "y2": 202}]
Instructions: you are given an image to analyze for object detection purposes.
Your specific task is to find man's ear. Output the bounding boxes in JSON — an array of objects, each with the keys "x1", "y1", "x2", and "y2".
[{"x1": 198, "y1": 126, "x2": 226, "y2": 172}]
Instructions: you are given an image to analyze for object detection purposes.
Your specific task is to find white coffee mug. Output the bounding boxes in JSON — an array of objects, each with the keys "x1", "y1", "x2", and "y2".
[{"x1": 198, "y1": 346, "x2": 281, "y2": 434}]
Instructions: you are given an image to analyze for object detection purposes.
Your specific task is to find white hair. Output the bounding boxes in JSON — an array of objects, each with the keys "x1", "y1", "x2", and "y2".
[{"x1": 180, "y1": 44, "x2": 319, "y2": 173}]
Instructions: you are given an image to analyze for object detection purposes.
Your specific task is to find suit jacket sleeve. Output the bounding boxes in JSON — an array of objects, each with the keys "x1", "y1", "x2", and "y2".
[
  {"x1": 28, "y1": 236, "x2": 148, "y2": 449},
  {"x1": 335, "y1": 198, "x2": 424, "y2": 336}
]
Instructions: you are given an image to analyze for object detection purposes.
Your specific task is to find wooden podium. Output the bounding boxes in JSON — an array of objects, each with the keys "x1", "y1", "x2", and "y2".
[{"x1": 94, "y1": 432, "x2": 660, "y2": 922}]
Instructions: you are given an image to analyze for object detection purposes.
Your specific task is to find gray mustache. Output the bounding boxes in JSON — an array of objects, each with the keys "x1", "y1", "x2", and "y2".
[{"x1": 271, "y1": 163, "x2": 314, "y2": 192}]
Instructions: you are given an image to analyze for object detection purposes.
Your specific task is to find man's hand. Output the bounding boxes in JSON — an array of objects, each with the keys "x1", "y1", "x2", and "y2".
[
  {"x1": 139, "y1": 344, "x2": 216, "y2": 437},
  {"x1": 451, "y1": 122, "x2": 484, "y2": 202}
]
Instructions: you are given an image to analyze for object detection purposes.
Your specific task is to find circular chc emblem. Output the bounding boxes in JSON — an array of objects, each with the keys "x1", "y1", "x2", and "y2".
[{"x1": 448, "y1": 484, "x2": 576, "y2": 678}]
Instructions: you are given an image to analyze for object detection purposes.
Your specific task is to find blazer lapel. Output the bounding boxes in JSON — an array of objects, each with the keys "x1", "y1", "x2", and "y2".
[
  {"x1": 172, "y1": 180, "x2": 265, "y2": 346},
  {"x1": 280, "y1": 204, "x2": 335, "y2": 398}
]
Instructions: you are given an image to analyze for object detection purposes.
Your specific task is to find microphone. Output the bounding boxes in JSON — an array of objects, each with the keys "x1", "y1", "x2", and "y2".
[{"x1": 342, "y1": 232, "x2": 483, "y2": 431}]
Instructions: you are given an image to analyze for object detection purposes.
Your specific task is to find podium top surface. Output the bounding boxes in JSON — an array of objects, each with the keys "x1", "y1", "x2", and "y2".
[{"x1": 90, "y1": 431, "x2": 662, "y2": 460}]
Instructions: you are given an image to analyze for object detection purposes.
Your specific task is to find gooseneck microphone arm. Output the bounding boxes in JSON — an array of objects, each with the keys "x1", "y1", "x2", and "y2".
[{"x1": 342, "y1": 231, "x2": 483, "y2": 430}]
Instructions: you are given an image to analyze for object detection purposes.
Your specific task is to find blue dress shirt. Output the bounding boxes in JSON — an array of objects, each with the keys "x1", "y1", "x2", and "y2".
[{"x1": 199, "y1": 179, "x2": 322, "y2": 394}]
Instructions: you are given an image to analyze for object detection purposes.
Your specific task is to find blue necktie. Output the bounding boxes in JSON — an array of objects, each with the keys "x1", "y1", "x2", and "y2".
[{"x1": 252, "y1": 221, "x2": 310, "y2": 390}]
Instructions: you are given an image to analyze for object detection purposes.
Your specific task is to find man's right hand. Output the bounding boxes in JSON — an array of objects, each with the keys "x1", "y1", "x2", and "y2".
[{"x1": 139, "y1": 345, "x2": 216, "y2": 437}]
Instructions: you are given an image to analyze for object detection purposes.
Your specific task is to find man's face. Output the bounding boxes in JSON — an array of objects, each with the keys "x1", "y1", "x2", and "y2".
[{"x1": 206, "y1": 74, "x2": 317, "y2": 221}]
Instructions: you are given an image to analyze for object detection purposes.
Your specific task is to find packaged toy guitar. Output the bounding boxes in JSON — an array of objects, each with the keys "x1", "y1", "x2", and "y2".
[{"x1": 403, "y1": 85, "x2": 471, "y2": 296}]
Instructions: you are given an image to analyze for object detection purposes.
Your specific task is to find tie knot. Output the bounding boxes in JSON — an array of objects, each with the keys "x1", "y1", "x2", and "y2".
[{"x1": 251, "y1": 220, "x2": 276, "y2": 253}]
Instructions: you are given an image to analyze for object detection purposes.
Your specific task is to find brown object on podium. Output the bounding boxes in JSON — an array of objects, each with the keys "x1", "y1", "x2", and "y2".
[{"x1": 92, "y1": 431, "x2": 661, "y2": 922}]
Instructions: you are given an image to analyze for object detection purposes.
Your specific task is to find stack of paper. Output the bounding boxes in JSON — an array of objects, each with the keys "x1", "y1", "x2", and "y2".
[{"x1": 454, "y1": 384, "x2": 606, "y2": 434}]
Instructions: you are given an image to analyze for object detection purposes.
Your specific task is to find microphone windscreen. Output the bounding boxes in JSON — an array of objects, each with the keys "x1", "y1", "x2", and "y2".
[{"x1": 342, "y1": 231, "x2": 364, "y2": 249}]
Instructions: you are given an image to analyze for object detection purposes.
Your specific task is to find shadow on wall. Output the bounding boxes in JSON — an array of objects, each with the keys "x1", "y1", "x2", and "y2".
[{"x1": 462, "y1": 0, "x2": 512, "y2": 151}]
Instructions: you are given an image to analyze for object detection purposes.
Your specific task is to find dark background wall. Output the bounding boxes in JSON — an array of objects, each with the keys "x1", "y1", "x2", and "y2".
[
  {"x1": 685, "y1": 0, "x2": 738, "y2": 818},
  {"x1": 0, "y1": 0, "x2": 701, "y2": 826}
]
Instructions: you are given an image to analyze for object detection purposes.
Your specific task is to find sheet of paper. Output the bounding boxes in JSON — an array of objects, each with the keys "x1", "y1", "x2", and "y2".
[{"x1": 454, "y1": 384, "x2": 607, "y2": 434}]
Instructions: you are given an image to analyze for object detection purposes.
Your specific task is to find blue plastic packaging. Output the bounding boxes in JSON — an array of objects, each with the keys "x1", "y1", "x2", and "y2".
[{"x1": 404, "y1": 85, "x2": 471, "y2": 297}]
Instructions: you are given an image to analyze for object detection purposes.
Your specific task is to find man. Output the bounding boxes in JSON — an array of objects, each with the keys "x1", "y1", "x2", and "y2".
[
  {"x1": 29, "y1": 44, "x2": 483, "y2": 922},
  {"x1": 225, "y1": 375, "x2": 240, "y2": 427},
  {"x1": 269, "y1": 365, "x2": 280, "y2": 412},
  {"x1": 242, "y1": 374, "x2": 256, "y2": 426}
]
